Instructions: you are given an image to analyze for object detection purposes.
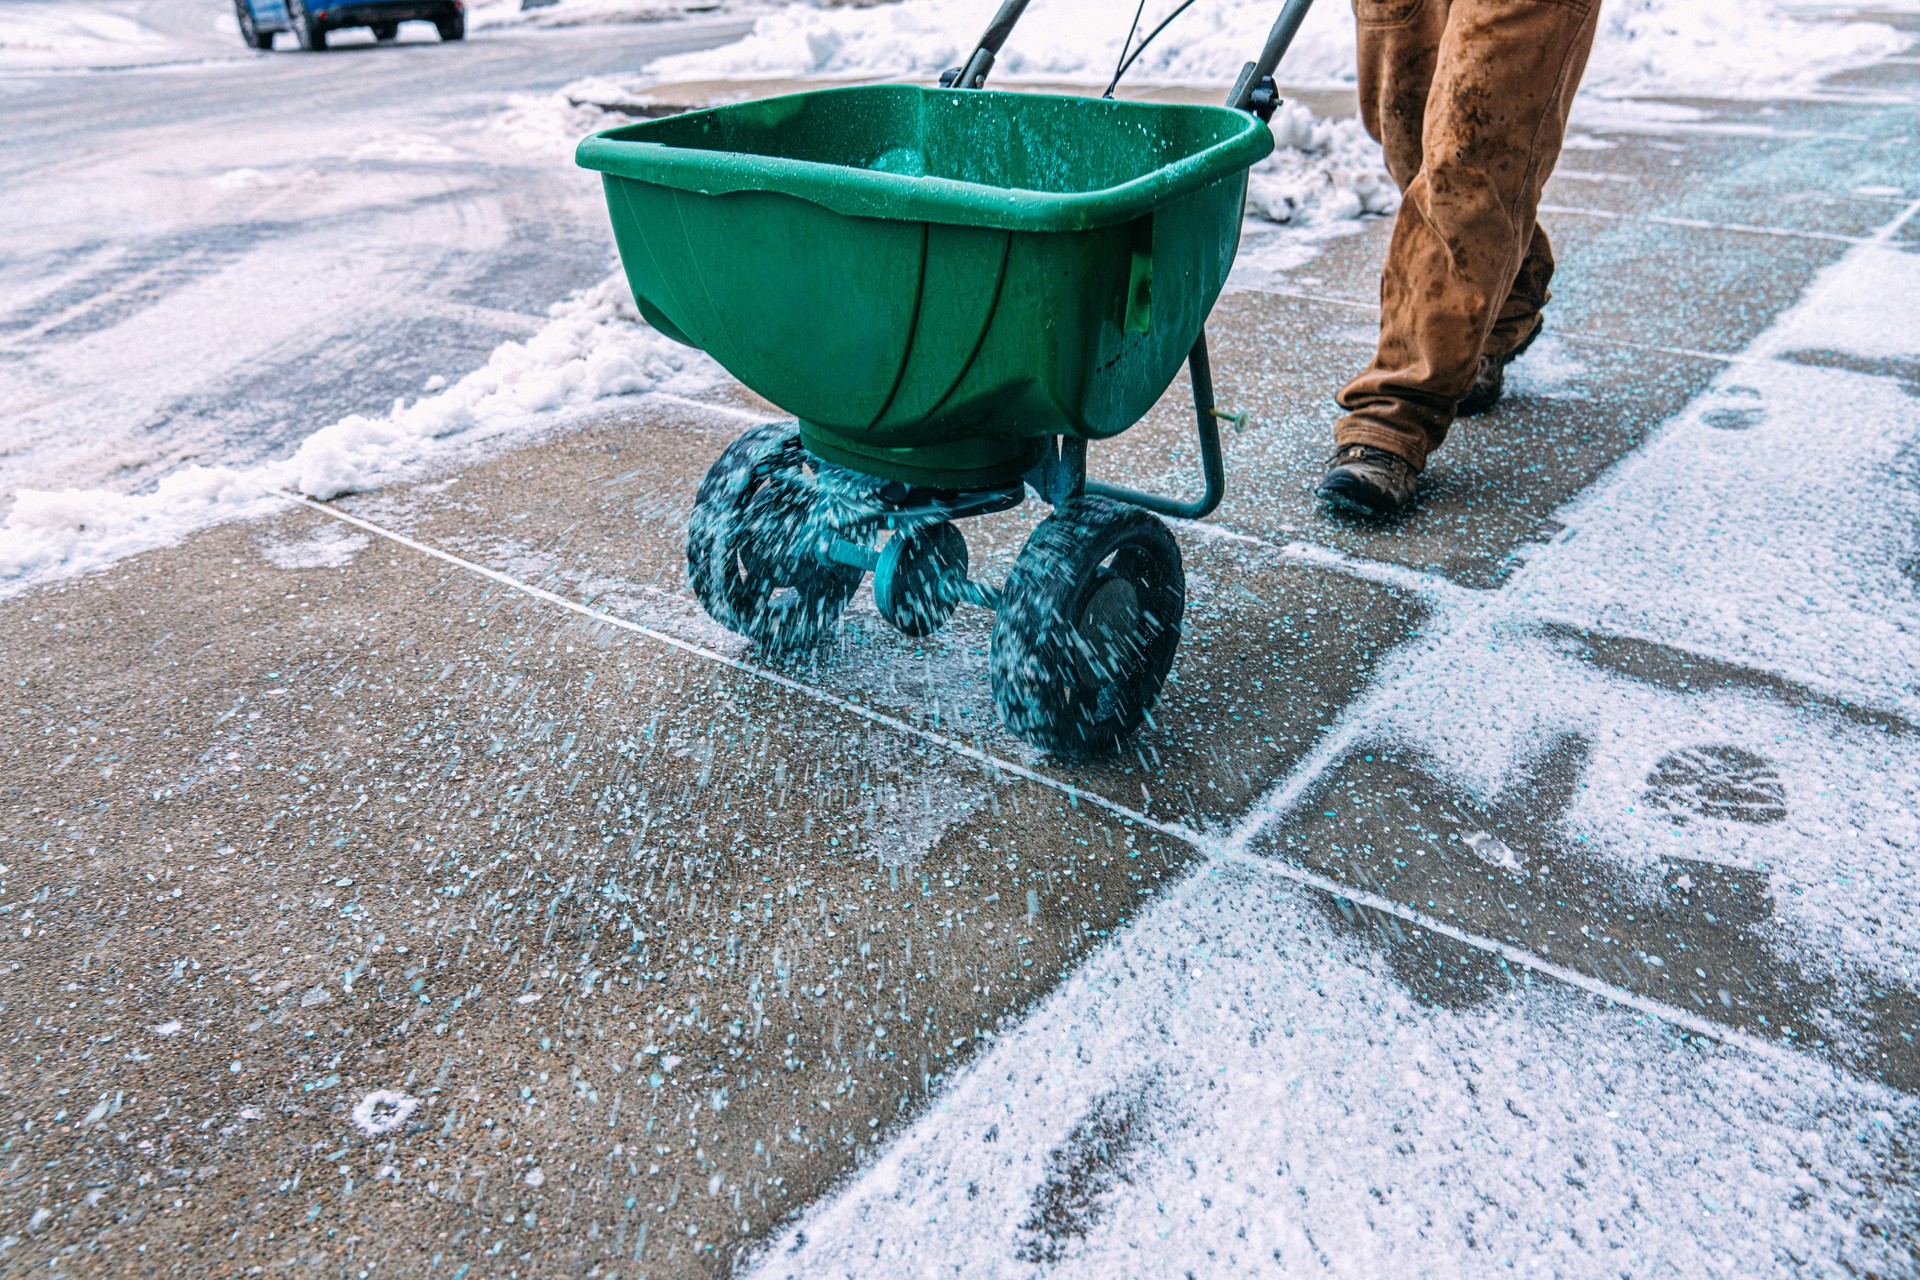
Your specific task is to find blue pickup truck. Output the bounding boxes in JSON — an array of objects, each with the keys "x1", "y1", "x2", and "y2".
[{"x1": 235, "y1": 0, "x2": 465, "y2": 50}]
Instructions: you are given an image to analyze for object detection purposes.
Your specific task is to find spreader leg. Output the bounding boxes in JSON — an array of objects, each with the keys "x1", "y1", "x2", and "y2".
[{"x1": 1084, "y1": 330, "x2": 1229, "y2": 521}]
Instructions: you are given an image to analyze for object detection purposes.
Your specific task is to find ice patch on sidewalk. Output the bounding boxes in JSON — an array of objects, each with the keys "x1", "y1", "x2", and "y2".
[
  {"x1": 744, "y1": 862, "x2": 1918, "y2": 1278},
  {"x1": 256, "y1": 523, "x2": 370, "y2": 570},
  {"x1": 645, "y1": 0, "x2": 1907, "y2": 100},
  {"x1": 0, "y1": 275, "x2": 723, "y2": 598}
]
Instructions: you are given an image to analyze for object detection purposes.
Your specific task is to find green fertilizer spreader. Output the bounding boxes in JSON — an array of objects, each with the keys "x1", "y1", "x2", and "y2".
[{"x1": 579, "y1": 0, "x2": 1317, "y2": 756}]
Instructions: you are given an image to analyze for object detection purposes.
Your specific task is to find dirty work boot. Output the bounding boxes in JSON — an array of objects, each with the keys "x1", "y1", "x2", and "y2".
[
  {"x1": 1317, "y1": 444, "x2": 1419, "y2": 517},
  {"x1": 1457, "y1": 319, "x2": 1544, "y2": 417}
]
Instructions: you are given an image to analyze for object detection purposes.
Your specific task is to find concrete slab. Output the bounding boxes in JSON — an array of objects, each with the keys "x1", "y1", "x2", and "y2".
[
  {"x1": 321, "y1": 399, "x2": 1429, "y2": 833},
  {"x1": 1246, "y1": 721, "x2": 1920, "y2": 1092},
  {"x1": 0, "y1": 513, "x2": 1206, "y2": 1276},
  {"x1": 1091, "y1": 289, "x2": 1724, "y2": 588}
]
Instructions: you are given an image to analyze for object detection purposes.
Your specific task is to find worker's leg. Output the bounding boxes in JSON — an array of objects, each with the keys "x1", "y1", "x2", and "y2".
[
  {"x1": 1485, "y1": 219, "x2": 1554, "y2": 359},
  {"x1": 1335, "y1": 0, "x2": 1599, "y2": 472},
  {"x1": 1352, "y1": 0, "x2": 1449, "y2": 193}
]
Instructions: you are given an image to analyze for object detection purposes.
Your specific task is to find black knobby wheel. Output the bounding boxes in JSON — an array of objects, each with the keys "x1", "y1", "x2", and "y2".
[
  {"x1": 687, "y1": 423, "x2": 862, "y2": 652},
  {"x1": 288, "y1": 0, "x2": 327, "y2": 49},
  {"x1": 874, "y1": 522, "x2": 966, "y2": 638},
  {"x1": 436, "y1": 10, "x2": 466, "y2": 40},
  {"x1": 371, "y1": 21, "x2": 399, "y2": 41},
  {"x1": 990, "y1": 496, "x2": 1184, "y2": 756},
  {"x1": 235, "y1": 0, "x2": 274, "y2": 49}
]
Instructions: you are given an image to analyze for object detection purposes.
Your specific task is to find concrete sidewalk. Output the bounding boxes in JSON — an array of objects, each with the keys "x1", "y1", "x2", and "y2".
[{"x1": 5, "y1": 51, "x2": 1920, "y2": 1280}]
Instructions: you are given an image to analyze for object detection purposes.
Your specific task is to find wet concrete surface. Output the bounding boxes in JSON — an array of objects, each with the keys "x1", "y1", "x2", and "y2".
[
  {"x1": 2, "y1": 25, "x2": 1919, "y2": 1280},
  {"x1": 1147, "y1": 289, "x2": 1723, "y2": 587},
  {"x1": 0, "y1": 512, "x2": 1201, "y2": 1275},
  {"x1": 323, "y1": 398, "x2": 1429, "y2": 832}
]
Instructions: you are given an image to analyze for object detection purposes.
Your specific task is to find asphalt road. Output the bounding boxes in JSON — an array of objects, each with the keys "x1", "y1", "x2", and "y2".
[{"x1": 0, "y1": 3, "x2": 749, "y2": 499}]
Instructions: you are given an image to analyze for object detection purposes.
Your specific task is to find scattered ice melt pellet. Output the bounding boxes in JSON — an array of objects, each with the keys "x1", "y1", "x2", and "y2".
[
  {"x1": 525, "y1": 1167, "x2": 546, "y2": 1187},
  {"x1": 351, "y1": 1090, "x2": 421, "y2": 1138},
  {"x1": 151, "y1": 1020, "x2": 182, "y2": 1037},
  {"x1": 300, "y1": 986, "x2": 333, "y2": 1008},
  {"x1": 515, "y1": 991, "x2": 541, "y2": 1004},
  {"x1": 660, "y1": 1055, "x2": 683, "y2": 1071}
]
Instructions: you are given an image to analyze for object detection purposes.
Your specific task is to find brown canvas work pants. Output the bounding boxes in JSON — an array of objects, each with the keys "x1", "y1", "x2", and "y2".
[{"x1": 1335, "y1": 0, "x2": 1600, "y2": 470}]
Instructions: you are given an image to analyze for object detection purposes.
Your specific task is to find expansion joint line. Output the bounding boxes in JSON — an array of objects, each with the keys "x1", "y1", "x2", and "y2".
[{"x1": 287, "y1": 492, "x2": 1821, "y2": 1078}]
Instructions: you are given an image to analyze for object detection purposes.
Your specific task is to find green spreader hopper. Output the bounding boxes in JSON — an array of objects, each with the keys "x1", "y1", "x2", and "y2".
[{"x1": 578, "y1": 0, "x2": 1317, "y2": 756}]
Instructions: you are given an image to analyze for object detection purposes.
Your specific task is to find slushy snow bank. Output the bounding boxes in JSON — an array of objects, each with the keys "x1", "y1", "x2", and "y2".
[
  {"x1": 646, "y1": 0, "x2": 1906, "y2": 98},
  {"x1": 0, "y1": 275, "x2": 720, "y2": 597},
  {"x1": 495, "y1": 76, "x2": 658, "y2": 156},
  {"x1": 643, "y1": 0, "x2": 1362, "y2": 86},
  {"x1": 1247, "y1": 102, "x2": 1396, "y2": 226}
]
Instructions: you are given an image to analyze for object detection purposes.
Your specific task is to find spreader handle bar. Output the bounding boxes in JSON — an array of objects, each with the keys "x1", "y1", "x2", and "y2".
[
  {"x1": 950, "y1": 0, "x2": 1033, "y2": 89},
  {"x1": 1229, "y1": 0, "x2": 1316, "y2": 115}
]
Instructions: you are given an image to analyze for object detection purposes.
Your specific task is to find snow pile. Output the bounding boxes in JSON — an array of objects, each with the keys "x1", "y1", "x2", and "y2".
[
  {"x1": 1588, "y1": 0, "x2": 1908, "y2": 99},
  {"x1": 645, "y1": 0, "x2": 1905, "y2": 99},
  {"x1": 746, "y1": 862, "x2": 1918, "y2": 1277},
  {"x1": 1, "y1": 468, "x2": 288, "y2": 586},
  {"x1": 1246, "y1": 101, "x2": 1396, "y2": 226},
  {"x1": 643, "y1": 0, "x2": 1359, "y2": 87},
  {"x1": 0, "y1": 275, "x2": 721, "y2": 596},
  {"x1": 285, "y1": 274, "x2": 717, "y2": 499},
  {"x1": 466, "y1": 0, "x2": 733, "y2": 29},
  {"x1": 495, "y1": 77, "x2": 651, "y2": 155},
  {"x1": 0, "y1": 5, "x2": 171, "y2": 69}
]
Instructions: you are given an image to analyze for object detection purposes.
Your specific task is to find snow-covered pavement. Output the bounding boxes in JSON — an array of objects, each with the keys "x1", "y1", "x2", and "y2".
[
  {"x1": 1, "y1": 2, "x2": 1918, "y2": 1277},
  {"x1": 748, "y1": 166, "x2": 1920, "y2": 1280}
]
